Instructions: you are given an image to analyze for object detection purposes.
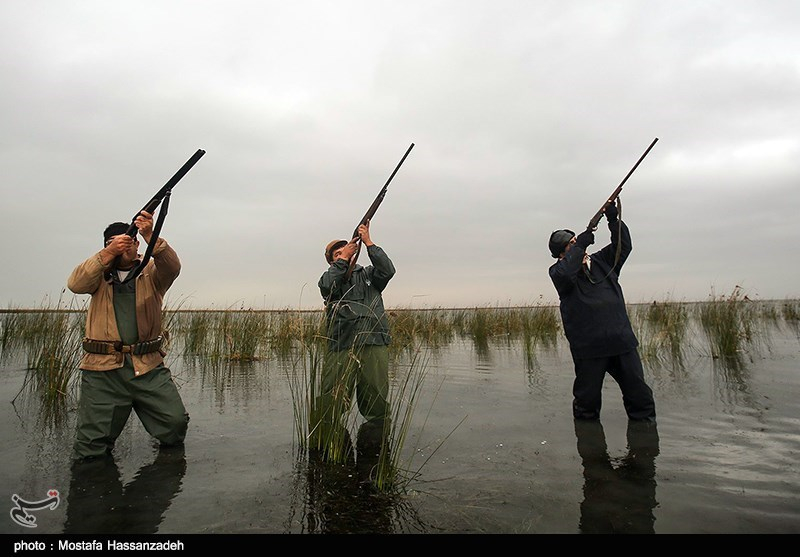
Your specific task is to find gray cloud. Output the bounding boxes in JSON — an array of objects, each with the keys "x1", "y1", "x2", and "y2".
[{"x1": 2, "y1": 0, "x2": 799, "y2": 310}]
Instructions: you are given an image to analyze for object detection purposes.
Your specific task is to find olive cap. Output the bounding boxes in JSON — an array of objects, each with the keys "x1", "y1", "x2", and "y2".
[{"x1": 325, "y1": 239, "x2": 348, "y2": 263}]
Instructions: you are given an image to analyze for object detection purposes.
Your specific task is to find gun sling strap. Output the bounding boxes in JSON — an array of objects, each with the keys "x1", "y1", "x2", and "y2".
[{"x1": 120, "y1": 190, "x2": 171, "y2": 284}]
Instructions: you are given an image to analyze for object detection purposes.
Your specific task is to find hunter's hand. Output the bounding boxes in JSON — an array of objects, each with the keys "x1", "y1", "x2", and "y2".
[
  {"x1": 104, "y1": 234, "x2": 135, "y2": 257},
  {"x1": 337, "y1": 240, "x2": 359, "y2": 262},
  {"x1": 576, "y1": 230, "x2": 595, "y2": 249},
  {"x1": 99, "y1": 233, "x2": 137, "y2": 266},
  {"x1": 604, "y1": 201, "x2": 619, "y2": 222},
  {"x1": 134, "y1": 211, "x2": 154, "y2": 244},
  {"x1": 358, "y1": 221, "x2": 374, "y2": 246}
]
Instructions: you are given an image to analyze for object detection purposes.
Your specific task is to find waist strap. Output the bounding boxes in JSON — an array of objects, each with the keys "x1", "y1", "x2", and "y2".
[{"x1": 82, "y1": 336, "x2": 164, "y2": 356}]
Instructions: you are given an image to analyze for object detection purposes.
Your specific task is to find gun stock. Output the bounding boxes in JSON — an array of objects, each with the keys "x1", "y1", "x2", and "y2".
[
  {"x1": 587, "y1": 137, "x2": 658, "y2": 231},
  {"x1": 344, "y1": 143, "x2": 415, "y2": 280}
]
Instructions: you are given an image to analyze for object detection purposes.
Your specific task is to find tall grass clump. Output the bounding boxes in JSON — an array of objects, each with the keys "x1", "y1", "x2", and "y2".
[
  {"x1": 697, "y1": 287, "x2": 766, "y2": 360},
  {"x1": 285, "y1": 309, "x2": 347, "y2": 459},
  {"x1": 369, "y1": 347, "x2": 434, "y2": 492},
  {"x1": 286, "y1": 330, "x2": 328, "y2": 456},
  {"x1": 269, "y1": 310, "x2": 324, "y2": 357},
  {"x1": 175, "y1": 310, "x2": 213, "y2": 356},
  {"x1": 0, "y1": 309, "x2": 22, "y2": 361},
  {"x1": 388, "y1": 305, "x2": 561, "y2": 368},
  {"x1": 783, "y1": 299, "x2": 800, "y2": 322},
  {"x1": 464, "y1": 307, "x2": 495, "y2": 356},
  {"x1": 287, "y1": 301, "x2": 437, "y2": 495},
  {"x1": 387, "y1": 309, "x2": 456, "y2": 353},
  {"x1": 11, "y1": 293, "x2": 87, "y2": 410},
  {"x1": 782, "y1": 299, "x2": 800, "y2": 336},
  {"x1": 630, "y1": 299, "x2": 690, "y2": 367},
  {"x1": 220, "y1": 309, "x2": 268, "y2": 361},
  {"x1": 178, "y1": 309, "x2": 270, "y2": 362},
  {"x1": 520, "y1": 305, "x2": 561, "y2": 370}
]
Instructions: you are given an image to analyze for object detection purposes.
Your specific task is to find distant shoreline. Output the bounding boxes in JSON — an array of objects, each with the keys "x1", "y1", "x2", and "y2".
[{"x1": 2, "y1": 298, "x2": 797, "y2": 314}]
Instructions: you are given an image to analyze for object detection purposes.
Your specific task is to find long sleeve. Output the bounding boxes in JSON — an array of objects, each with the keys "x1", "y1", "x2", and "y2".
[
  {"x1": 149, "y1": 238, "x2": 181, "y2": 294},
  {"x1": 365, "y1": 245, "x2": 395, "y2": 292},
  {"x1": 594, "y1": 221, "x2": 632, "y2": 276},
  {"x1": 319, "y1": 259, "x2": 351, "y2": 302},
  {"x1": 67, "y1": 252, "x2": 109, "y2": 295},
  {"x1": 549, "y1": 243, "x2": 586, "y2": 298}
]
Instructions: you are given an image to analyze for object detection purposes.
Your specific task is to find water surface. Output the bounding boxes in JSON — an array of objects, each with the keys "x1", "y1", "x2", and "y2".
[{"x1": 1, "y1": 323, "x2": 799, "y2": 534}]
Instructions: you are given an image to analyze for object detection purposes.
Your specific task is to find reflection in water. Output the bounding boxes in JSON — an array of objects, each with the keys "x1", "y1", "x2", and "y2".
[
  {"x1": 711, "y1": 355, "x2": 758, "y2": 411},
  {"x1": 304, "y1": 421, "x2": 392, "y2": 533},
  {"x1": 300, "y1": 421, "x2": 427, "y2": 533},
  {"x1": 63, "y1": 446, "x2": 186, "y2": 534},
  {"x1": 574, "y1": 419, "x2": 659, "y2": 534}
]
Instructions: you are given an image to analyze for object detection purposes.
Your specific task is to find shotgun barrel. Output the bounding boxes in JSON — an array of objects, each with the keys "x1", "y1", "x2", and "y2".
[{"x1": 587, "y1": 138, "x2": 658, "y2": 231}]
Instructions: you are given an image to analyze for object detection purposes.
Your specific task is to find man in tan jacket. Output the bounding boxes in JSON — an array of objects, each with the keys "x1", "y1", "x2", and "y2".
[{"x1": 67, "y1": 210, "x2": 188, "y2": 460}]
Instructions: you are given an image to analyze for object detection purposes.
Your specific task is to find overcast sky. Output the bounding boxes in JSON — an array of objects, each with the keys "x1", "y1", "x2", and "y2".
[{"x1": 2, "y1": 1, "x2": 798, "y2": 310}]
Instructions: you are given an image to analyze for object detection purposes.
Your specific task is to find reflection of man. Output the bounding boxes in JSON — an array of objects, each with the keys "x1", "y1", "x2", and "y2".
[
  {"x1": 63, "y1": 447, "x2": 186, "y2": 534},
  {"x1": 574, "y1": 419, "x2": 659, "y2": 534},
  {"x1": 304, "y1": 422, "x2": 394, "y2": 533}
]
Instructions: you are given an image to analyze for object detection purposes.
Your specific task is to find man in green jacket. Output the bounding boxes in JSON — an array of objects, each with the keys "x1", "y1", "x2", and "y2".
[
  {"x1": 313, "y1": 221, "x2": 395, "y2": 459},
  {"x1": 67, "y1": 210, "x2": 189, "y2": 460}
]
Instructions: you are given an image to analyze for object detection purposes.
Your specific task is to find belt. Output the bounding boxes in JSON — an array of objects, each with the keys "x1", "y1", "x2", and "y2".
[{"x1": 82, "y1": 336, "x2": 164, "y2": 356}]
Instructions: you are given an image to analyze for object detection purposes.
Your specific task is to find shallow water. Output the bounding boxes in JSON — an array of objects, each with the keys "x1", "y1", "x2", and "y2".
[{"x1": 1, "y1": 323, "x2": 799, "y2": 535}]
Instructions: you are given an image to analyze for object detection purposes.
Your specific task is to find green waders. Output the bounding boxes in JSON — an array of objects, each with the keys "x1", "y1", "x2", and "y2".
[
  {"x1": 309, "y1": 344, "x2": 390, "y2": 459},
  {"x1": 73, "y1": 275, "x2": 188, "y2": 460}
]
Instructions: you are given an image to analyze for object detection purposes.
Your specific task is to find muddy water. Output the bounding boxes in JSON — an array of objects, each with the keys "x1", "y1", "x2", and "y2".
[{"x1": 1, "y1": 325, "x2": 799, "y2": 535}]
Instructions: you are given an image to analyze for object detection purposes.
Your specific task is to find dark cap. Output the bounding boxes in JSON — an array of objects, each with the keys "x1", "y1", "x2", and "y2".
[
  {"x1": 103, "y1": 222, "x2": 130, "y2": 246},
  {"x1": 548, "y1": 229, "x2": 575, "y2": 258},
  {"x1": 325, "y1": 239, "x2": 348, "y2": 264}
]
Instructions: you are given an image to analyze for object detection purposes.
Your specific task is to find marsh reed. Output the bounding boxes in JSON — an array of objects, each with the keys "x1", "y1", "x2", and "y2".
[
  {"x1": 3, "y1": 292, "x2": 87, "y2": 413},
  {"x1": 696, "y1": 287, "x2": 769, "y2": 361},
  {"x1": 630, "y1": 299, "x2": 691, "y2": 368},
  {"x1": 281, "y1": 305, "x2": 437, "y2": 493},
  {"x1": 3, "y1": 291, "x2": 796, "y2": 431}
]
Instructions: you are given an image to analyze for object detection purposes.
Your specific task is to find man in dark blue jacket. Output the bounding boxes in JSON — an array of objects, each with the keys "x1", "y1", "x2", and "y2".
[{"x1": 548, "y1": 202, "x2": 655, "y2": 422}]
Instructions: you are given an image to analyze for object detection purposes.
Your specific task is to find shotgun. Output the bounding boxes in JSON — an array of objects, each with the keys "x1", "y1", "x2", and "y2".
[
  {"x1": 587, "y1": 138, "x2": 658, "y2": 231},
  {"x1": 122, "y1": 148, "x2": 206, "y2": 237},
  {"x1": 344, "y1": 143, "x2": 414, "y2": 281},
  {"x1": 114, "y1": 148, "x2": 206, "y2": 282}
]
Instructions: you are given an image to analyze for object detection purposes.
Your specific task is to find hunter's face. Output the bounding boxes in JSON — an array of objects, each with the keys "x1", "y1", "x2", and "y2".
[{"x1": 562, "y1": 236, "x2": 577, "y2": 257}]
